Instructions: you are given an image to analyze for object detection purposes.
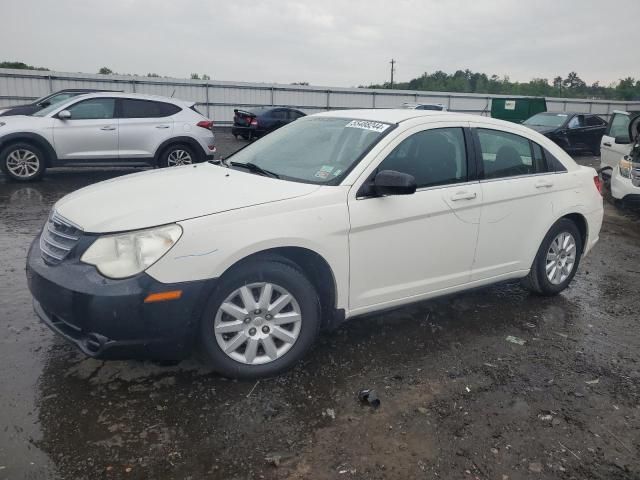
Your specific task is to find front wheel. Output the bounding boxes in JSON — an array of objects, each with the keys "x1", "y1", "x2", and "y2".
[
  {"x1": 0, "y1": 143, "x2": 46, "y2": 182},
  {"x1": 522, "y1": 219, "x2": 583, "y2": 296},
  {"x1": 198, "y1": 260, "x2": 321, "y2": 378}
]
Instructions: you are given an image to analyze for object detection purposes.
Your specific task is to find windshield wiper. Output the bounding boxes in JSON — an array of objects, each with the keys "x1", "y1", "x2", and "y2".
[{"x1": 229, "y1": 161, "x2": 280, "y2": 179}]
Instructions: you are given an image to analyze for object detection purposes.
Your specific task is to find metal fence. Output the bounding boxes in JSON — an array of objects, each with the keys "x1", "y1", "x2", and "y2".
[{"x1": 2, "y1": 68, "x2": 639, "y2": 125}]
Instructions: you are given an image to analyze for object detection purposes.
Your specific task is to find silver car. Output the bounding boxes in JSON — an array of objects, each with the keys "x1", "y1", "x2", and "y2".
[{"x1": 0, "y1": 92, "x2": 216, "y2": 181}]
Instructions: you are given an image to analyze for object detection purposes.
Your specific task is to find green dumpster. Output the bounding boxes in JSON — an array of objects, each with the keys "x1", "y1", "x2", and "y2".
[{"x1": 491, "y1": 97, "x2": 547, "y2": 124}]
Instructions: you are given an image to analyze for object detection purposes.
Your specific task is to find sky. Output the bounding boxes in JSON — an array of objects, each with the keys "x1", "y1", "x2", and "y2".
[{"x1": 2, "y1": 0, "x2": 638, "y2": 88}]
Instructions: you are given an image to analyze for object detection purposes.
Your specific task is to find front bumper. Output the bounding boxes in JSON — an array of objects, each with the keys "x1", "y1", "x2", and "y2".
[
  {"x1": 26, "y1": 236, "x2": 216, "y2": 360},
  {"x1": 611, "y1": 166, "x2": 640, "y2": 202}
]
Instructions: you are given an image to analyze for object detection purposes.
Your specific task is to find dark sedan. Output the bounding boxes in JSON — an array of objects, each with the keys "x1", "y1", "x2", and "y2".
[
  {"x1": 0, "y1": 89, "x2": 116, "y2": 117},
  {"x1": 232, "y1": 107, "x2": 306, "y2": 140},
  {"x1": 523, "y1": 112, "x2": 607, "y2": 155}
]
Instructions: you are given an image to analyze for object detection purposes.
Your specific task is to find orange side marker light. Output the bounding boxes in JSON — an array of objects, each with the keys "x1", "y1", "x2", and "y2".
[{"x1": 144, "y1": 290, "x2": 183, "y2": 303}]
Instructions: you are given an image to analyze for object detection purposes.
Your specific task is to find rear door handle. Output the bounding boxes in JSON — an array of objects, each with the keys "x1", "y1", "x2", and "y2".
[
  {"x1": 535, "y1": 180, "x2": 554, "y2": 189},
  {"x1": 100, "y1": 126, "x2": 116, "y2": 131},
  {"x1": 155, "y1": 125, "x2": 170, "y2": 129},
  {"x1": 450, "y1": 191, "x2": 477, "y2": 201},
  {"x1": 603, "y1": 142, "x2": 612, "y2": 147}
]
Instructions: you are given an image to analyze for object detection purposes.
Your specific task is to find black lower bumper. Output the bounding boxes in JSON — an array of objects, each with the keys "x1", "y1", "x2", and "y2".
[{"x1": 26, "y1": 238, "x2": 216, "y2": 360}]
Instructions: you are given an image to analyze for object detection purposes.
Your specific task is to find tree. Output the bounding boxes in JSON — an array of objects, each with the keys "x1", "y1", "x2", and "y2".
[
  {"x1": 190, "y1": 73, "x2": 200, "y2": 80},
  {"x1": 553, "y1": 76, "x2": 563, "y2": 90},
  {"x1": 563, "y1": 72, "x2": 586, "y2": 89},
  {"x1": 98, "y1": 67, "x2": 113, "y2": 75},
  {"x1": 0, "y1": 61, "x2": 48, "y2": 71},
  {"x1": 202, "y1": 74, "x2": 211, "y2": 80},
  {"x1": 147, "y1": 73, "x2": 160, "y2": 77}
]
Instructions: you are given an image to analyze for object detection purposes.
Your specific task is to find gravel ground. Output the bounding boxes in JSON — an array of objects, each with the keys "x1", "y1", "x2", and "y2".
[{"x1": 0, "y1": 130, "x2": 639, "y2": 479}]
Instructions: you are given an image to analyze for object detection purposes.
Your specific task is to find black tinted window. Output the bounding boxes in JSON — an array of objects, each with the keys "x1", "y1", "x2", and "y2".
[
  {"x1": 67, "y1": 98, "x2": 115, "y2": 120},
  {"x1": 288, "y1": 110, "x2": 304, "y2": 120},
  {"x1": 586, "y1": 115, "x2": 605, "y2": 126},
  {"x1": 120, "y1": 99, "x2": 180, "y2": 118},
  {"x1": 378, "y1": 127, "x2": 467, "y2": 188},
  {"x1": 271, "y1": 110, "x2": 288, "y2": 120},
  {"x1": 478, "y1": 129, "x2": 536, "y2": 179}
]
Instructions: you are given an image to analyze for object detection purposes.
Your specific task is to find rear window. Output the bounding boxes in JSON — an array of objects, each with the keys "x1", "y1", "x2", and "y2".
[{"x1": 120, "y1": 99, "x2": 181, "y2": 118}]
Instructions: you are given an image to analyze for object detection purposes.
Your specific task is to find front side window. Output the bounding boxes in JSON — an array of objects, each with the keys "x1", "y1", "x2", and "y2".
[
  {"x1": 608, "y1": 113, "x2": 630, "y2": 140},
  {"x1": 226, "y1": 117, "x2": 392, "y2": 184},
  {"x1": 377, "y1": 127, "x2": 467, "y2": 188},
  {"x1": 568, "y1": 115, "x2": 585, "y2": 129},
  {"x1": 66, "y1": 98, "x2": 115, "y2": 120},
  {"x1": 585, "y1": 115, "x2": 605, "y2": 126},
  {"x1": 120, "y1": 99, "x2": 179, "y2": 118},
  {"x1": 478, "y1": 129, "x2": 541, "y2": 179}
]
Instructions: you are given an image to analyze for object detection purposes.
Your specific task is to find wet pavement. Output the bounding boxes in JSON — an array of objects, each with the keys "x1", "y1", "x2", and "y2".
[{"x1": 1, "y1": 132, "x2": 639, "y2": 479}]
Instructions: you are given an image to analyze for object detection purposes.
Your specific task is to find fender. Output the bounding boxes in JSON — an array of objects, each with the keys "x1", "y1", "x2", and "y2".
[
  {"x1": 154, "y1": 136, "x2": 207, "y2": 164},
  {"x1": 0, "y1": 132, "x2": 57, "y2": 166}
]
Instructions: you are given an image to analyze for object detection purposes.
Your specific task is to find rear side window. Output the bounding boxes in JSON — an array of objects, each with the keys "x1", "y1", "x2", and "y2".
[
  {"x1": 120, "y1": 99, "x2": 181, "y2": 118},
  {"x1": 607, "y1": 113, "x2": 630, "y2": 140},
  {"x1": 478, "y1": 129, "x2": 537, "y2": 179},
  {"x1": 586, "y1": 115, "x2": 605, "y2": 126},
  {"x1": 378, "y1": 127, "x2": 467, "y2": 188}
]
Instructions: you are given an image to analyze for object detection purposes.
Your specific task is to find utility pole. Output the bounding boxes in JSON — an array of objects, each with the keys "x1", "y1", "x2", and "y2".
[{"x1": 389, "y1": 58, "x2": 396, "y2": 89}]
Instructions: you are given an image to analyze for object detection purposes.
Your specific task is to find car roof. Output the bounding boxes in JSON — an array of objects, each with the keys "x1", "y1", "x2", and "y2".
[
  {"x1": 313, "y1": 108, "x2": 458, "y2": 124},
  {"x1": 67, "y1": 91, "x2": 194, "y2": 106}
]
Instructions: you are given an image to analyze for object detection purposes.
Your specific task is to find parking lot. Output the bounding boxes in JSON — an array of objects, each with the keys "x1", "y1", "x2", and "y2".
[{"x1": 1, "y1": 129, "x2": 639, "y2": 479}]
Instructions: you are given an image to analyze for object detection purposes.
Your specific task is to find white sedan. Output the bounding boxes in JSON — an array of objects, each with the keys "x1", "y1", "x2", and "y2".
[{"x1": 27, "y1": 109, "x2": 604, "y2": 378}]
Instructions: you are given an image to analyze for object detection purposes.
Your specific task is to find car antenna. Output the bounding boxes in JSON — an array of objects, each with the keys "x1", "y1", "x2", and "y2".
[{"x1": 171, "y1": 89, "x2": 176, "y2": 98}]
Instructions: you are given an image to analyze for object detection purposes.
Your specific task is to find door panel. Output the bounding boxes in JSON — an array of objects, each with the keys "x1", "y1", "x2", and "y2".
[
  {"x1": 117, "y1": 99, "x2": 175, "y2": 158},
  {"x1": 601, "y1": 113, "x2": 632, "y2": 169},
  {"x1": 348, "y1": 124, "x2": 480, "y2": 311},
  {"x1": 52, "y1": 98, "x2": 118, "y2": 160},
  {"x1": 470, "y1": 125, "x2": 555, "y2": 280}
]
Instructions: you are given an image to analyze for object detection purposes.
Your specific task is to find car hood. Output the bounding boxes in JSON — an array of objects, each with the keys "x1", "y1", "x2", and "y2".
[
  {"x1": 0, "y1": 115, "x2": 49, "y2": 128},
  {"x1": 523, "y1": 125, "x2": 558, "y2": 135},
  {"x1": 54, "y1": 163, "x2": 320, "y2": 233}
]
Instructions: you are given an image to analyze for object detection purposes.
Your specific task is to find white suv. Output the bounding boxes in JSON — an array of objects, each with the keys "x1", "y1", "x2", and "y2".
[
  {"x1": 600, "y1": 110, "x2": 640, "y2": 202},
  {"x1": 26, "y1": 109, "x2": 603, "y2": 378},
  {"x1": 0, "y1": 92, "x2": 215, "y2": 181}
]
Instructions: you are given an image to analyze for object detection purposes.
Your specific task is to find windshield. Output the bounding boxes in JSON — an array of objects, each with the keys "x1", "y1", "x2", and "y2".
[
  {"x1": 226, "y1": 117, "x2": 393, "y2": 184},
  {"x1": 523, "y1": 113, "x2": 567, "y2": 127}
]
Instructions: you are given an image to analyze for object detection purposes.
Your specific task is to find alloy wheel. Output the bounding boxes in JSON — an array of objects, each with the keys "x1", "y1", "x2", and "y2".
[
  {"x1": 6, "y1": 149, "x2": 40, "y2": 179},
  {"x1": 214, "y1": 282, "x2": 302, "y2": 365},
  {"x1": 546, "y1": 232, "x2": 577, "y2": 285},
  {"x1": 167, "y1": 149, "x2": 193, "y2": 166}
]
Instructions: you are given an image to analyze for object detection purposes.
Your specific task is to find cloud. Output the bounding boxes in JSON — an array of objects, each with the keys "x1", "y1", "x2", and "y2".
[{"x1": 2, "y1": 0, "x2": 638, "y2": 87}]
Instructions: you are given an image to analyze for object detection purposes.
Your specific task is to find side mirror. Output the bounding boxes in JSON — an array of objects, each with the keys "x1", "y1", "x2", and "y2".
[
  {"x1": 57, "y1": 110, "x2": 71, "y2": 120},
  {"x1": 373, "y1": 170, "x2": 417, "y2": 196},
  {"x1": 615, "y1": 135, "x2": 631, "y2": 145}
]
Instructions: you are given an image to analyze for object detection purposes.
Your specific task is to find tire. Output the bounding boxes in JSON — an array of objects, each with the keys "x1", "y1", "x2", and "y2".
[
  {"x1": 521, "y1": 219, "x2": 583, "y2": 296},
  {"x1": 159, "y1": 143, "x2": 197, "y2": 168},
  {"x1": 198, "y1": 260, "x2": 321, "y2": 378},
  {"x1": 0, "y1": 142, "x2": 46, "y2": 182}
]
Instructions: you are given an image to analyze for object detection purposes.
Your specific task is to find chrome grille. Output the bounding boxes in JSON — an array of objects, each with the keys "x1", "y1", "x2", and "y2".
[{"x1": 40, "y1": 211, "x2": 81, "y2": 265}]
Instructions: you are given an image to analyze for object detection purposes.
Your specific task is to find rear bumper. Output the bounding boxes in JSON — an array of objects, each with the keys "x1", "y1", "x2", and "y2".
[
  {"x1": 26, "y1": 237, "x2": 216, "y2": 360},
  {"x1": 231, "y1": 125, "x2": 264, "y2": 137}
]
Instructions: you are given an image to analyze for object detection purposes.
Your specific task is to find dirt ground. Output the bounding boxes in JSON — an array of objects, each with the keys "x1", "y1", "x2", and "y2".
[{"x1": 0, "y1": 130, "x2": 639, "y2": 480}]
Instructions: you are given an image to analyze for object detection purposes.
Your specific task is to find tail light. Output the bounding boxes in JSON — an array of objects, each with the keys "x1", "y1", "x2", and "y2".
[
  {"x1": 250, "y1": 118, "x2": 258, "y2": 127},
  {"x1": 197, "y1": 120, "x2": 214, "y2": 130},
  {"x1": 593, "y1": 175, "x2": 603, "y2": 195}
]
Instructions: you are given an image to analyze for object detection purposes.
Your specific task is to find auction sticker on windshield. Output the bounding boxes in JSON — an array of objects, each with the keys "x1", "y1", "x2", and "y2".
[{"x1": 345, "y1": 120, "x2": 390, "y2": 133}]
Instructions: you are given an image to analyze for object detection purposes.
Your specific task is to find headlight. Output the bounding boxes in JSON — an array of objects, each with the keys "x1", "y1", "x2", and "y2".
[
  {"x1": 619, "y1": 157, "x2": 632, "y2": 178},
  {"x1": 81, "y1": 224, "x2": 182, "y2": 279}
]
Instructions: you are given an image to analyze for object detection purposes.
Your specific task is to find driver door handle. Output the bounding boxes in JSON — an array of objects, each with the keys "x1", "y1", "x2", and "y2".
[
  {"x1": 535, "y1": 180, "x2": 554, "y2": 189},
  {"x1": 603, "y1": 142, "x2": 612, "y2": 147},
  {"x1": 450, "y1": 191, "x2": 477, "y2": 201},
  {"x1": 100, "y1": 126, "x2": 116, "y2": 131},
  {"x1": 155, "y1": 125, "x2": 170, "y2": 129}
]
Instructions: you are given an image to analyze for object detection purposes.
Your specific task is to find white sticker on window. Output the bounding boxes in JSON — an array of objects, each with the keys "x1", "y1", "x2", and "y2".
[
  {"x1": 345, "y1": 120, "x2": 390, "y2": 133},
  {"x1": 556, "y1": 114, "x2": 568, "y2": 117},
  {"x1": 504, "y1": 100, "x2": 516, "y2": 110}
]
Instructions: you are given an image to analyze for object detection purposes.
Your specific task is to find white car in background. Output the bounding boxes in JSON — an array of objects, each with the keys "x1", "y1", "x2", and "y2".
[
  {"x1": 600, "y1": 110, "x2": 640, "y2": 202},
  {"x1": 0, "y1": 92, "x2": 215, "y2": 181},
  {"x1": 26, "y1": 109, "x2": 603, "y2": 378}
]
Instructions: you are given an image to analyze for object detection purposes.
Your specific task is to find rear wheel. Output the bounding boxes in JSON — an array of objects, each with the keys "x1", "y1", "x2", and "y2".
[
  {"x1": 522, "y1": 219, "x2": 583, "y2": 296},
  {"x1": 0, "y1": 143, "x2": 46, "y2": 182},
  {"x1": 160, "y1": 144, "x2": 196, "y2": 167},
  {"x1": 198, "y1": 260, "x2": 321, "y2": 378}
]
